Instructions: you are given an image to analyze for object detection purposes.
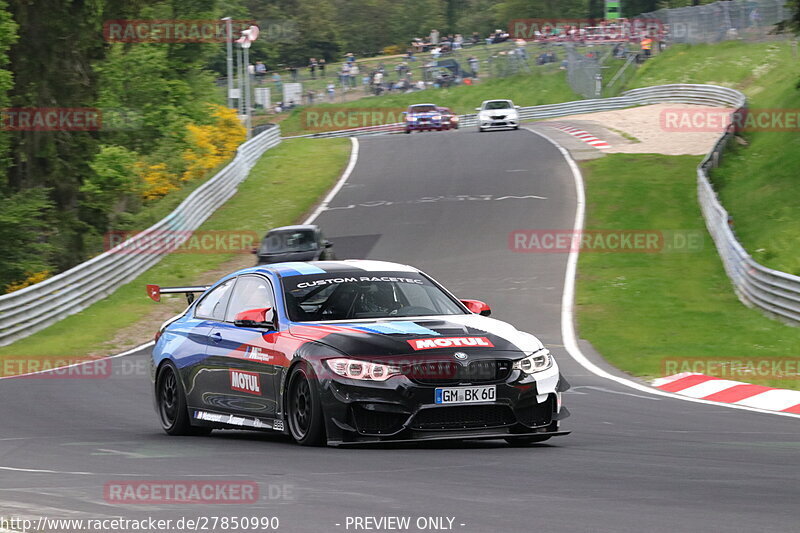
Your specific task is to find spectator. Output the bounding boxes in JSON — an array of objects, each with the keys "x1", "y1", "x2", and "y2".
[
  {"x1": 345, "y1": 52, "x2": 355, "y2": 64},
  {"x1": 453, "y1": 34, "x2": 463, "y2": 49},
  {"x1": 430, "y1": 28, "x2": 439, "y2": 45},
  {"x1": 640, "y1": 36, "x2": 653, "y2": 59},
  {"x1": 308, "y1": 58, "x2": 318, "y2": 79},
  {"x1": 271, "y1": 71, "x2": 283, "y2": 94},
  {"x1": 254, "y1": 61, "x2": 267, "y2": 83},
  {"x1": 349, "y1": 63, "x2": 359, "y2": 88},
  {"x1": 327, "y1": 82, "x2": 335, "y2": 101},
  {"x1": 468, "y1": 55, "x2": 479, "y2": 78},
  {"x1": 319, "y1": 58, "x2": 326, "y2": 77},
  {"x1": 288, "y1": 66, "x2": 298, "y2": 82}
]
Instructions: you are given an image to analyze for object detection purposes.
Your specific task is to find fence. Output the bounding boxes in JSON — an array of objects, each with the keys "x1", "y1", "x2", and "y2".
[
  {"x1": 0, "y1": 126, "x2": 282, "y2": 347},
  {"x1": 640, "y1": 0, "x2": 789, "y2": 45}
]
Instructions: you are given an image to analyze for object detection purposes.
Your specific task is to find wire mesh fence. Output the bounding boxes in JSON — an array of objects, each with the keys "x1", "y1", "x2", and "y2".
[{"x1": 639, "y1": 0, "x2": 789, "y2": 45}]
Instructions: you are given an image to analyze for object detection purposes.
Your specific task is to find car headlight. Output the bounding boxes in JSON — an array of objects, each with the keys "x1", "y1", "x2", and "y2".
[
  {"x1": 325, "y1": 358, "x2": 401, "y2": 381},
  {"x1": 407, "y1": 117, "x2": 417, "y2": 122},
  {"x1": 513, "y1": 348, "x2": 552, "y2": 374},
  {"x1": 433, "y1": 115, "x2": 442, "y2": 120}
]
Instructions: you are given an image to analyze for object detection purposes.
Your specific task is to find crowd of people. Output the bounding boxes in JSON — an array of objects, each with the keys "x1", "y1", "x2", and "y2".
[{"x1": 242, "y1": 21, "x2": 672, "y2": 114}]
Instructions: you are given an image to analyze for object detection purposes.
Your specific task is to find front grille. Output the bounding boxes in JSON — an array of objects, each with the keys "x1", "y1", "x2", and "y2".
[
  {"x1": 350, "y1": 404, "x2": 407, "y2": 435},
  {"x1": 491, "y1": 115, "x2": 506, "y2": 120},
  {"x1": 411, "y1": 405, "x2": 515, "y2": 430},
  {"x1": 408, "y1": 360, "x2": 512, "y2": 386},
  {"x1": 515, "y1": 394, "x2": 555, "y2": 428}
]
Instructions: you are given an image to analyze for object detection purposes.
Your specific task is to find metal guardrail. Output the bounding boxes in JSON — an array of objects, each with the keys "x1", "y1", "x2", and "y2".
[
  {"x1": 293, "y1": 84, "x2": 799, "y2": 325},
  {"x1": 0, "y1": 125, "x2": 282, "y2": 346},
  {"x1": 697, "y1": 109, "x2": 800, "y2": 325}
]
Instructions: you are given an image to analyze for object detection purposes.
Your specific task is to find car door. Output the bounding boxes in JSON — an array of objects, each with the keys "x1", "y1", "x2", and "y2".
[
  {"x1": 180, "y1": 278, "x2": 235, "y2": 409},
  {"x1": 206, "y1": 274, "x2": 281, "y2": 420}
]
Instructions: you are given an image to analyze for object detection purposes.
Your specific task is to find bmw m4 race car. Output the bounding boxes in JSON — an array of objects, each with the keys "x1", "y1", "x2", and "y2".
[
  {"x1": 403, "y1": 104, "x2": 444, "y2": 133},
  {"x1": 148, "y1": 260, "x2": 570, "y2": 446}
]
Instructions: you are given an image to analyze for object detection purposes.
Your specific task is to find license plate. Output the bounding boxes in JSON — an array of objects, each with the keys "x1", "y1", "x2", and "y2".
[{"x1": 435, "y1": 385, "x2": 496, "y2": 404}]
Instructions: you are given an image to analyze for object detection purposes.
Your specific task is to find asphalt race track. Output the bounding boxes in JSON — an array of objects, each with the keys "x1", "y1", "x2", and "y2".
[{"x1": 1, "y1": 129, "x2": 798, "y2": 533}]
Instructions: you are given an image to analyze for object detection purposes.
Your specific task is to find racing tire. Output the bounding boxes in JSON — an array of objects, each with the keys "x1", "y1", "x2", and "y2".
[
  {"x1": 478, "y1": 127, "x2": 484, "y2": 133},
  {"x1": 513, "y1": 126, "x2": 519, "y2": 130},
  {"x1": 287, "y1": 363, "x2": 326, "y2": 446},
  {"x1": 404, "y1": 130, "x2": 411, "y2": 134},
  {"x1": 504, "y1": 435, "x2": 551, "y2": 446},
  {"x1": 156, "y1": 362, "x2": 211, "y2": 436}
]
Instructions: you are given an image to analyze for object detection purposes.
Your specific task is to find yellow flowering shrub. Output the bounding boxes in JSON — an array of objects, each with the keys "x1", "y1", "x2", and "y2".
[
  {"x1": 139, "y1": 162, "x2": 178, "y2": 200},
  {"x1": 181, "y1": 105, "x2": 246, "y2": 182},
  {"x1": 5, "y1": 270, "x2": 51, "y2": 294}
]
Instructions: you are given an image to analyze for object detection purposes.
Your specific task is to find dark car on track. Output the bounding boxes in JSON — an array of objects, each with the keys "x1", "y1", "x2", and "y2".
[
  {"x1": 148, "y1": 260, "x2": 570, "y2": 446},
  {"x1": 437, "y1": 107, "x2": 459, "y2": 130},
  {"x1": 403, "y1": 104, "x2": 444, "y2": 133},
  {"x1": 253, "y1": 225, "x2": 334, "y2": 265}
]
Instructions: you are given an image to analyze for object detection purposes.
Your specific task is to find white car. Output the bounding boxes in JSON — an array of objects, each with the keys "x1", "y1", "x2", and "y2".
[{"x1": 475, "y1": 99, "x2": 520, "y2": 132}]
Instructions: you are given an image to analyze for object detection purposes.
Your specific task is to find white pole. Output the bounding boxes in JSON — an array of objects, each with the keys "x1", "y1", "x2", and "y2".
[
  {"x1": 244, "y1": 45, "x2": 252, "y2": 138},
  {"x1": 223, "y1": 17, "x2": 234, "y2": 109},
  {"x1": 237, "y1": 47, "x2": 244, "y2": 116}
]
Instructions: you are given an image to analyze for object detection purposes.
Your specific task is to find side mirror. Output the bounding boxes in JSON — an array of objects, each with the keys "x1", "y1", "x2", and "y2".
[
  {"x1": 324, "y1": 240, "x2": 333, "y2": 248},
  {"x1": 401, "y1": 111, "x2": 407, "y2": 115},
  {"x1": 234, "y1": 307, "x2": 276, "y2": 329},
  {"x1": 515, "y1": 105, "x2": 521, "y2": 109},
  {"x1": 474, "y1": 107, "x2": 481, "y2": 111},
  {"x1": 460, "y1": 299, "x2": 491, "y2": 317}
]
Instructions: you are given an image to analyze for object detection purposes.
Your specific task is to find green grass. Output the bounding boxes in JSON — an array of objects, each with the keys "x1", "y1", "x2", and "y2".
[
  {"x1": 628, "y1": 40, "x2": 800, "y2": 274},
  {"x1": 278, "y1": 67, "x2": 579, "y2": 136},
  {"x1": 576, "y1": 154, "x2": 800, "y2": 389},
  {"x1": 0, "y1": 138, "x2": 351, "y2": 361}
]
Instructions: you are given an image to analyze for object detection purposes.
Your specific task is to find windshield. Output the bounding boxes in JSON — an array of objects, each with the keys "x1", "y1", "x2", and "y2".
[
  {"x1": 483, "y1": 101, "x2": 512, "y2": 110},
  {"x1": 260, "y1": 230, "x2": 317, "y2": 254},
  {"x1": 409, "y1": 105, "x2": 437, "y2": 113},
  {"x1": 282, "y1": 271, "x2": 465, "y2": 321}
]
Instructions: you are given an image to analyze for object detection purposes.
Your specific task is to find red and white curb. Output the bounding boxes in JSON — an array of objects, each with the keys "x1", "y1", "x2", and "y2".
[
  {"x1": 652, "y1": 373, "x2": 800, "y2": 414},
  {"x1": 547, "y1": 123, "x2": 611, "y2": 149}
]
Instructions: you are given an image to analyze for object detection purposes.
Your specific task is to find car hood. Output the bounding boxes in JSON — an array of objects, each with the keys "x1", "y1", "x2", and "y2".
[{"x1": 288, "y1": 314, "x2": 543, "y2": 361}]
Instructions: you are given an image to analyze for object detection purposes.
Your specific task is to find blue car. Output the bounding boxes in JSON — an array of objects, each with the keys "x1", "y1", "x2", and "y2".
[
  {"x1": 148, "y1": 260, "x2": 570, "y2": 446},
  {"x1": 404, "y1": 104, "x2": 444, "y2": 133}
]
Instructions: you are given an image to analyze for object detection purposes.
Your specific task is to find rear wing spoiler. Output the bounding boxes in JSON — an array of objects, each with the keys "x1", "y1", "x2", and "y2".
[{"x1": 146, "y1": 284, "x2": 211, "y2": 304}]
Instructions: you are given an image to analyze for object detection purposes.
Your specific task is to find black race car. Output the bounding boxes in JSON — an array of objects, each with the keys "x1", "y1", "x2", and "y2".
[
  {"x1": 149, "y1": 260, "x2": 570, "y2": 446},
  {"x1": 253, "y1": 224, "x2": 334, "y2": 265}
]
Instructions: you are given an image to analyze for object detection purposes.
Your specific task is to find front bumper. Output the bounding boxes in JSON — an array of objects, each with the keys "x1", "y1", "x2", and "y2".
[
  {"x1": 318, "y1": 366, "x2": 569, "y2": 445},
  {"x1": 406, "y1": 120, "x2": 443, "y2": 131},
  {"x1": 479, "y1": 115, "x2": 519, "y2": 129}
]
